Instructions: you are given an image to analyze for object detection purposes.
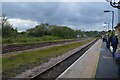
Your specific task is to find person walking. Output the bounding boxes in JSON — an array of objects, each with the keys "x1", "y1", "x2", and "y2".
[{"x1": 111, "y1": 34, "x2": 119, "y2": 58}]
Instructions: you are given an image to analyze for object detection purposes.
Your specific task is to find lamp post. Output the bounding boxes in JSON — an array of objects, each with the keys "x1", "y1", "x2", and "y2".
[
  {"x1": 106, "y1": 0, "x2": 120, "y2": 9},
  {"x1": 104, "y1": 10, "x2": 114, "y2": 35}
]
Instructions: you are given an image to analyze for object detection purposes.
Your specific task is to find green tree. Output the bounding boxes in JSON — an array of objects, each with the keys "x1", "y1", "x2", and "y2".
[
  {"x1": 27, "y1": 23, "x2": 52, "y2": 37},
  {"x1": 2, "y1": 14, "x2": 18, "y2": 38}
]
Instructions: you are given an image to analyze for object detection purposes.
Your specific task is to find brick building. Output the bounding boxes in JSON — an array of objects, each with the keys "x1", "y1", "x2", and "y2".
[
  {"x1": 115, "y1": 23, "x2": 120, "y2": 48},
  {"x1": 115, "y1": 10, "x2": 120, "y2": 48}
]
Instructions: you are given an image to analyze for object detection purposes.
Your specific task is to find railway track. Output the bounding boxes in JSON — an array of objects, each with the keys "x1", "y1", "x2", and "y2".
[
  {"x1": 30, "y1": 39, "x2": 97, "y2": 80},
  {"x1": 3, "y1": 39, "x2": 83, "y2": 54}
]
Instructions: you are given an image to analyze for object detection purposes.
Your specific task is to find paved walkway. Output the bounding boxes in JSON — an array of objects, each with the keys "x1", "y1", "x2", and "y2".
[
  {"x1": 57, "y1": 39, "x2": 102, "y2": 78},
  {"x1": 95, "y1": 42, "x2": 119, "y2": 78},
  {"x1": 57, "y1": 39, "x2": 120, "y2": 79}
]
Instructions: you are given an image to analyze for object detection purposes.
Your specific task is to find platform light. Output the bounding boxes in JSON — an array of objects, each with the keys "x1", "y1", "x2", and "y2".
[{"x1": 104, "y1": 10, "x2": 114, "y2": 35}]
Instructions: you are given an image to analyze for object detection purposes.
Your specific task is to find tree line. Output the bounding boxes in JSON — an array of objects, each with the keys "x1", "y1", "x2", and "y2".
[
  {"x1": 1, "y1": 15, "x2": 100, "y2": 39},
  {"x1": 26, "y1": 23, "x2": 85, "y2": 39}
]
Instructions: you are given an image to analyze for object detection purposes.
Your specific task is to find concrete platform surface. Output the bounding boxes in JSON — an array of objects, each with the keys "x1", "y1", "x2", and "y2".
[
  {"x1": 95, "y1": 42, "x2": 119, "y2": 78},
  {"x1": 56, "y1": 39, "x2": 102, "y2": 78}
]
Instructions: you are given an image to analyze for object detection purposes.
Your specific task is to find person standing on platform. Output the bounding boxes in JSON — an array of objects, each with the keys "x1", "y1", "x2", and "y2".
[
  {"x1": 111, "y1": 34, "x2": 119, "y2": 58},
  {"x1": 107, "y1": 35, "x2": 112, "y2": 49},
  {"x1": 103, "y1": 35, "x2": 108, "y2": 48}
]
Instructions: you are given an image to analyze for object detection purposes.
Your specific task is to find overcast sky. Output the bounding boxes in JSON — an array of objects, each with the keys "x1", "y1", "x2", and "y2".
[{"x1": 2, "y1": 2, "x2": 118, "y2": 32}]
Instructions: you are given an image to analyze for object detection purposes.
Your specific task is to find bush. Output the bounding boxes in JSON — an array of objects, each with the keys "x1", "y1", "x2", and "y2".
[
  {"x1": 3, "y1": 38, "x2": 13, "y2": 44},
  {"x1": 40, "y1": 35, "x2": 61, "y2": 41}
]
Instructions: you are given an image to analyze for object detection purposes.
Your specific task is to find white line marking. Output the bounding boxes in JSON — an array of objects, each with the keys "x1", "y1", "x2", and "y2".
[{"x1": 56, "y1": 40, "x2": 99, "y2": 79}]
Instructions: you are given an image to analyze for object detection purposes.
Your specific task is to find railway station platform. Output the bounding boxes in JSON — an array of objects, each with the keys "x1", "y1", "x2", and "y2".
[{"x1": 57, "y1": 39, "x2": 120, "y2": 79}]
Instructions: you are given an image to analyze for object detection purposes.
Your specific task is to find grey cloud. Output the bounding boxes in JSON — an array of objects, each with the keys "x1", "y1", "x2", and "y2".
[
  {"x1": 3, "y1": 2, "x2": 60, "y2": 21},
  {"x1": 2, "y1": 2, "x2": 118, "y2": 31}
]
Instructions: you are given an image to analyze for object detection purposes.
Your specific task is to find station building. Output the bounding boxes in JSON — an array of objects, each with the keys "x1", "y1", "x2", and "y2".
[
  {"x1": 115, "y1": 23, "x2": 120, "y2": 39},
  {"x1": 115, "y1": 10, "x2": 120, "y2": 48}
]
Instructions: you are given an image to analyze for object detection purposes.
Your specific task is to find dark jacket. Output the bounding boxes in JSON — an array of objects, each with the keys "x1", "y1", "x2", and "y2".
[{"x1": 111, "y1": 36, "x2": 119, "y2": 46}]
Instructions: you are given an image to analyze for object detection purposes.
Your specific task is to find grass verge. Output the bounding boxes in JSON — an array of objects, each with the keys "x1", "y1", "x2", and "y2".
[
  {"x1": 3, "y1": 35, "x2": 75, "y2": 45},
  {"x1": 2, "y1": 39, "x2": 94, "y2": 78}
]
